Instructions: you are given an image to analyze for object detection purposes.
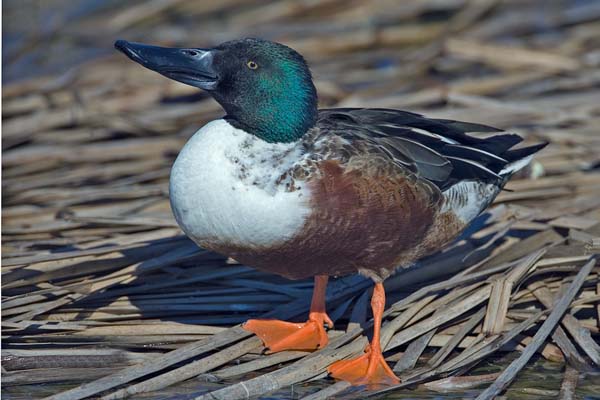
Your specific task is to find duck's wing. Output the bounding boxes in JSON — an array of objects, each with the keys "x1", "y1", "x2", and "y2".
[{"x1": 315, "y1": 108, "x2": 546, "y2": 191}]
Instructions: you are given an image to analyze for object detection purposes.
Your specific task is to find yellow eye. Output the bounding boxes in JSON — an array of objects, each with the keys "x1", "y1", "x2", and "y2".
[{"x1": 247, "y1": 60, "x2": 258, "y2": 70}]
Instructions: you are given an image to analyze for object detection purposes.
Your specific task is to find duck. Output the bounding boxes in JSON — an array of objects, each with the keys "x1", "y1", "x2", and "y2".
[{"x1": 115, "y1": 37, "x2": 546, "y2": 388}]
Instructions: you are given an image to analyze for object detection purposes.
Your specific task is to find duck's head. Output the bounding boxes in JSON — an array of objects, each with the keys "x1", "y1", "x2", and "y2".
[{"x1": 115, "y1": 38, "x2": 317, "y2": 143}]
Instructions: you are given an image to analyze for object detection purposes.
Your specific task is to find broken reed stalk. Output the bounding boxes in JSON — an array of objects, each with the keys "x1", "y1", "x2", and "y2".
[
  {"x1": 43, "y1": 327, "x2": 252, "y2": 400},
  {"x1": 101, "y1": 337, "x2": 263, "y2": 399},
  {"x1": 475, "y1": 256, "x2": 597, "y2": 400}
]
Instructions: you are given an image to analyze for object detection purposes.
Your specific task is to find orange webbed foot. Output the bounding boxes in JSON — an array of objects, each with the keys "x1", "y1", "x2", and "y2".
[
  {"x1": 328, "y1": 344, "x2": 400, "y2": 389},
  {"x1": 243, "y1": 311, "x2": 333, "y2": 352}
]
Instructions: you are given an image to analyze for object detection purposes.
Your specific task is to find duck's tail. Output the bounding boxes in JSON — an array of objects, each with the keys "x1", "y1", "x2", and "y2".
[{"x1": 498, "y1": 142, "x2": 548, "y2": 179}]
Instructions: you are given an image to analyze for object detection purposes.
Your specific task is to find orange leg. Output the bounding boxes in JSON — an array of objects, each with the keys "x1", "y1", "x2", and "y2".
[
  {"x1": 328, "y1": 283, "x2": 400, "y2": 389},
  {"x1": 243, "y1": 275, "x2": 333, "y2": 352}
]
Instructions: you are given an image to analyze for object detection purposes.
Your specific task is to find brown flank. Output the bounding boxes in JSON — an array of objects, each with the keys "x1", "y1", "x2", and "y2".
[{"x1": 209, "y1": 159, "x2": 467, "y2": 281}]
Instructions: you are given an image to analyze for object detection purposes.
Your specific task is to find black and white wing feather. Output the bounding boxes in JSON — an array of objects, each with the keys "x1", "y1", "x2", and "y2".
[
  {"x1": 317, "y1": 108, "x2": 547, "y2": 222},
  {"x1": 317, "y1": 108, "x2": 545, "y2": 189}
]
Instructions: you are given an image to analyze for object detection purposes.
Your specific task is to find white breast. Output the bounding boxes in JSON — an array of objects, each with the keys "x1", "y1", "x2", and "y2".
[{"x1": 169, "y1": 119, "x2": 311, "y2": 248}]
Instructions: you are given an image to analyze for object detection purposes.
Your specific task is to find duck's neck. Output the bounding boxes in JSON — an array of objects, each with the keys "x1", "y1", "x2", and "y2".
[
  {"x1": 225, "y1": 100, "x2": 317, "y2": 143},
  {"x1": 217, "y1": 67, "x2": 318, "y2": 143}
]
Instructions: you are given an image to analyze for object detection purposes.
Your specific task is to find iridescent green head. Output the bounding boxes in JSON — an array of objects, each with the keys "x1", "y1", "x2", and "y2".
[{"x1": 115, "y1": 38, "x2": 318, "y2": 143}]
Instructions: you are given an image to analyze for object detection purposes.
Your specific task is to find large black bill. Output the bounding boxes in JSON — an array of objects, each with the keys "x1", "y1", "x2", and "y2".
[{"x1": 114, "y1": 40, "x2": 218, "y2": 90}]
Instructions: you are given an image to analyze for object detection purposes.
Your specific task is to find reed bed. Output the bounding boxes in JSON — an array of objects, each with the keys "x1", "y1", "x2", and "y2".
[{"x1": 2, "y1": 0, "x2": 600, "y2": 399}]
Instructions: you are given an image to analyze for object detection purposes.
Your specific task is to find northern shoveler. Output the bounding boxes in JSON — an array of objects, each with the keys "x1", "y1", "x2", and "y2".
[{"x1": 115, "y1": 38, "x2": 546, "y2": 388}]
